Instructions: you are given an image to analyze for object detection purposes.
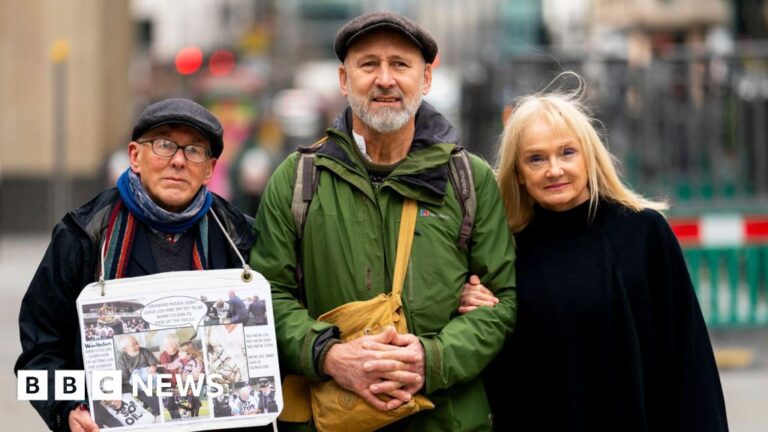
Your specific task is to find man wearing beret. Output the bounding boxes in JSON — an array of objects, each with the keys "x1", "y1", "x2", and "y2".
[
  {"x1": 15, "y1": 99, "x2": 257, "y2": 432},
  {"x1": 251, "y1": 11, "x2": 517, "y2": 431}
]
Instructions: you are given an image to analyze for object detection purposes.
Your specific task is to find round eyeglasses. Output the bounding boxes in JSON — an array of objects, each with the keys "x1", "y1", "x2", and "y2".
[{"x1": 137, "y1": 138, "x2": 212, "y2": 163}]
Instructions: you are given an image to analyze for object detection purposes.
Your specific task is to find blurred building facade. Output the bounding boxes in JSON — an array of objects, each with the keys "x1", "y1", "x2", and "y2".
[
  {"x1": 1, "y1": 0, "x2": 133, "y2": 232},
  {"x1": 2, "y1": 0, "x2": 768, "y2": 233},
  {"x1": 132, "y1": 0, "x2": 257, "y2": 62}
]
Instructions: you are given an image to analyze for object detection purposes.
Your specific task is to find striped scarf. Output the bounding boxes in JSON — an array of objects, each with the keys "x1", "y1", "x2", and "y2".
[
  {"x1": 117, "y1": 169, "x2": 212, "y2": 234},
  {"x1": 102, "y1": 199, "x2": 210, "y2": 279}
]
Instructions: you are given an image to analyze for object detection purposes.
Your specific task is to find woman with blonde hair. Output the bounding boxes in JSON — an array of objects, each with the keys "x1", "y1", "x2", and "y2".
[
  {"x1": 496, "y1": 86, "x2": 667, "y2": 233},
  {"x1": 461, "y1": 75, "x2": 727, "y2": 431}
]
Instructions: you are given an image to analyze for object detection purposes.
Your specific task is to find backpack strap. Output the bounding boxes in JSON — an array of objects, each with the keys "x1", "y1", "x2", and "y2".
[
  {"x1": 291, "y1": 137, "x2": 327, "y2": 305},
  {"x1": 291, "y1": 137, "x2": 326, "y2": 239},
  {"x1": 448, "y1": 147, "x2": 476, "y2": 251},
  {"x1": 291, "y1": 140, "x2": 475, "y2": 299}
]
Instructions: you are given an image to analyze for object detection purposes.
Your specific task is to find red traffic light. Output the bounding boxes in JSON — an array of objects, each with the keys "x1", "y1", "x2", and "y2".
[
  {"x1": 175, "y1": 46, "x2": 203, "y2": 75},
  {"x1": 209, "y1": 49, "x2": 236, "y2": 77}
]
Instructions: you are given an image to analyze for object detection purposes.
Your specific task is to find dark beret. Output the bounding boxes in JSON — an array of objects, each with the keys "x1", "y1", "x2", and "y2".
[
  {"x1": 334, "y1": 11, "x2": 438, "y2": 63},
  {"x1": 131, "y1": 98, "x2": 224, "y2": 158}
]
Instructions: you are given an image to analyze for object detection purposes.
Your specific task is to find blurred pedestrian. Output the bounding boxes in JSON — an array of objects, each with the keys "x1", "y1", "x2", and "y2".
[
  {"x1": 460, "y1": 75, "x2": 728, "y2": 431},
  {"x1": 232, "y1": 146, "x2": 274, "y2": 215}
]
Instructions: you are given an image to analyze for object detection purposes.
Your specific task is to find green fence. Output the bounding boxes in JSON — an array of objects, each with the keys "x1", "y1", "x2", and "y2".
[{"x1": 684, "y1": 246, "x2": 768, "y2": 327}]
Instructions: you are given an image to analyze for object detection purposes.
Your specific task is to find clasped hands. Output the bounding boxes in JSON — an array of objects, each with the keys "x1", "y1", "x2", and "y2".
[{"x1": 322, "y1": 326, "x2": 425, "y2": 411}]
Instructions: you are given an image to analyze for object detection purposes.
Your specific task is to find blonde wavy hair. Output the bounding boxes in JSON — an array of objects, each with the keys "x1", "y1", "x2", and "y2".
[{"x1": 496, "y1": 73, "x2": 667, "y2": 233}]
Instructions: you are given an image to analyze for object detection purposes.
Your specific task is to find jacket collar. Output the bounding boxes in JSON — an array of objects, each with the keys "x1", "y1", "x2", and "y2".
[
  {"x1": 209, "y1": 193, "x2": 256, "y2": 254},
  {"x1": 66, "y1": 188, "x2": 255, "y2": 255},
  {"x1": 318, "y1": 101, "x2": 460, "y2": 203}
]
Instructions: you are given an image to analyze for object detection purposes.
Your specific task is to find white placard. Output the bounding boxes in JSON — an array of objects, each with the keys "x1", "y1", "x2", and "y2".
[{"x1": 76, "y1": 269, "x2": 281, "y2": 431}]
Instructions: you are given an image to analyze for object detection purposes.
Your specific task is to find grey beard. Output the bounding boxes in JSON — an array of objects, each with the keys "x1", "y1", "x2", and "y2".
[{"x1": 349, "y1": 93, "x2": 422, "y2": 134}]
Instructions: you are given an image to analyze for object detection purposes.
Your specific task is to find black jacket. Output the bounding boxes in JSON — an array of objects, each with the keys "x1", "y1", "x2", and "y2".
[
  {"x1": 15, "y1": 188, "x2": 255, "y2": 431},
  {"x1": 485, "y1": 199, "x2": 727, "y2": 431}
]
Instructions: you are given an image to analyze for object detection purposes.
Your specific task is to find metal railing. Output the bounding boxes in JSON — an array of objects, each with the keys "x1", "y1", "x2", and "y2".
[
  {"x1": 484, "y1": 44, "x2": 768, "y2": 327},
  {"x1": 488, "y1": 44, "x2": 768, "y2": 216},
  {"x1": 684, "y1": 246, "x2": 768, "y2": 327}
]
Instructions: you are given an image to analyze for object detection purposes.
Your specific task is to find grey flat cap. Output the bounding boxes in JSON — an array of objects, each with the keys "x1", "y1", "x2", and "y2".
[
  {"x1": 334, "y1": 11, "x2": 438, "y2": 63},
  {"x1": 131, "y1": 98, "x2": 224, "y2": 158}
]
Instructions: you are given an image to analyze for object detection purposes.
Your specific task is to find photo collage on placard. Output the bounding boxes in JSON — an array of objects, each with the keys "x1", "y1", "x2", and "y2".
[
  {"x1": 82, "y1": 301, "x2": 149, "y2": 341},
  {"x1": 81, "y1": 289, "x2": 276, "y2": 428}
]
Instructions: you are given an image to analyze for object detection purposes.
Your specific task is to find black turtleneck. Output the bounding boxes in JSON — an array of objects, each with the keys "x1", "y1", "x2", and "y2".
[{"x1": 485, "y1": 199, "x2": 727, "y2": 432}]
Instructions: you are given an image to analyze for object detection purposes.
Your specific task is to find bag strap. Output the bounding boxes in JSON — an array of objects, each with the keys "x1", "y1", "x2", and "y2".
[
  {"x1": 391, "y1": 198, "x2": 418, "y2": 301},
  {"x1": 293, "y1": 141, "x2": 474, "y2": 250},
  {"x1": 291, "y1": 137, "x2": 327, "y2": 304},
  {"x1": 448, "y1": 147, "x2": 476, "y2": 251},
  {"x1": 291, "y1": 138, "x2": 326, "y2": 239}
]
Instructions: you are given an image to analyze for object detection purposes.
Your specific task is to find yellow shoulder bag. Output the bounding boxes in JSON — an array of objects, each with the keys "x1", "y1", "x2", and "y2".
[{"x1": 279, "y1": 198, "x2": 434, "y2": 431}]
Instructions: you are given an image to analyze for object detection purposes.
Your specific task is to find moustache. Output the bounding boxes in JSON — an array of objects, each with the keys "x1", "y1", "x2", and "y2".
[{"x1": 369, "y1": 88, "x2": 405, "y2": 101}]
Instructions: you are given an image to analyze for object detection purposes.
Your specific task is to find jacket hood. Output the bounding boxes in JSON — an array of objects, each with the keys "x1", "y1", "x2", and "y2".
[{"x1": 320, "y1": 101, "x2": 460, "y2": 199}]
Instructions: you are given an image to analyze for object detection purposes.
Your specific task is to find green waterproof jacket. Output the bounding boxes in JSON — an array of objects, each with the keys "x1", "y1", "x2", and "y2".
[{"x1": 251, "y1": 103, "x2": 517, "y2": 431}]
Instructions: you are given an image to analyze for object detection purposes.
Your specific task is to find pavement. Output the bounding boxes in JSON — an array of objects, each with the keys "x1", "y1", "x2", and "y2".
[
  {"x1": 710, "y1": 328, "x2": 768, "y2": 432},
  {"x1": 1, "y1": 233, "x2": 767, "y2": 431},
  {"x1": 1, "y1": 234, "x2": 49, "y2": 430}
]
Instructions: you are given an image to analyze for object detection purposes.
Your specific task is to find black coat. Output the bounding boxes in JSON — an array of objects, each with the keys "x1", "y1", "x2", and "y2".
[
  {"x1": 15, "y1": 189, "x2": 255, "y2": 431},
  {"x1": 485, "y1": 199, "x2": 728, "y2": 432}
]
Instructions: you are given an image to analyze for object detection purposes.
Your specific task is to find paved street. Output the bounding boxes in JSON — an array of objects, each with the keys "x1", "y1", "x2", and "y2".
[
  {"x1": 1, "y1": 234, "x2": 50, "y2": 430},
  {"x1": 1, "y1": 233, "x2": 767, "y2": 431}
]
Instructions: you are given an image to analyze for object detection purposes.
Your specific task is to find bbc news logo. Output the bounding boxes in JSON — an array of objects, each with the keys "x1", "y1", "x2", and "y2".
[
  {"x1": 18, "y1": 370, "x2": 223, "y2": 401},
  {"x1": 18, "y1": 371, "x2": 85, "y2": 401}
]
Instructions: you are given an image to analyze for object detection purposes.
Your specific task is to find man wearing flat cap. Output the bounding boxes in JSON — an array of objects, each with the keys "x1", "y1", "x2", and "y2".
[
  {"x1": 252, "y1": 11, "x2": 517, "y2": 431},
  {"x1": 15, "y1": 99, "x2": 257, "y2": 432}
]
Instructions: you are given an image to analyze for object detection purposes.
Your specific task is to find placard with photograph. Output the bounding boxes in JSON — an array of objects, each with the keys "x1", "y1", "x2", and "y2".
[{"x1": 76, "y1": 269, "x2": 281, "y2": 431}]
